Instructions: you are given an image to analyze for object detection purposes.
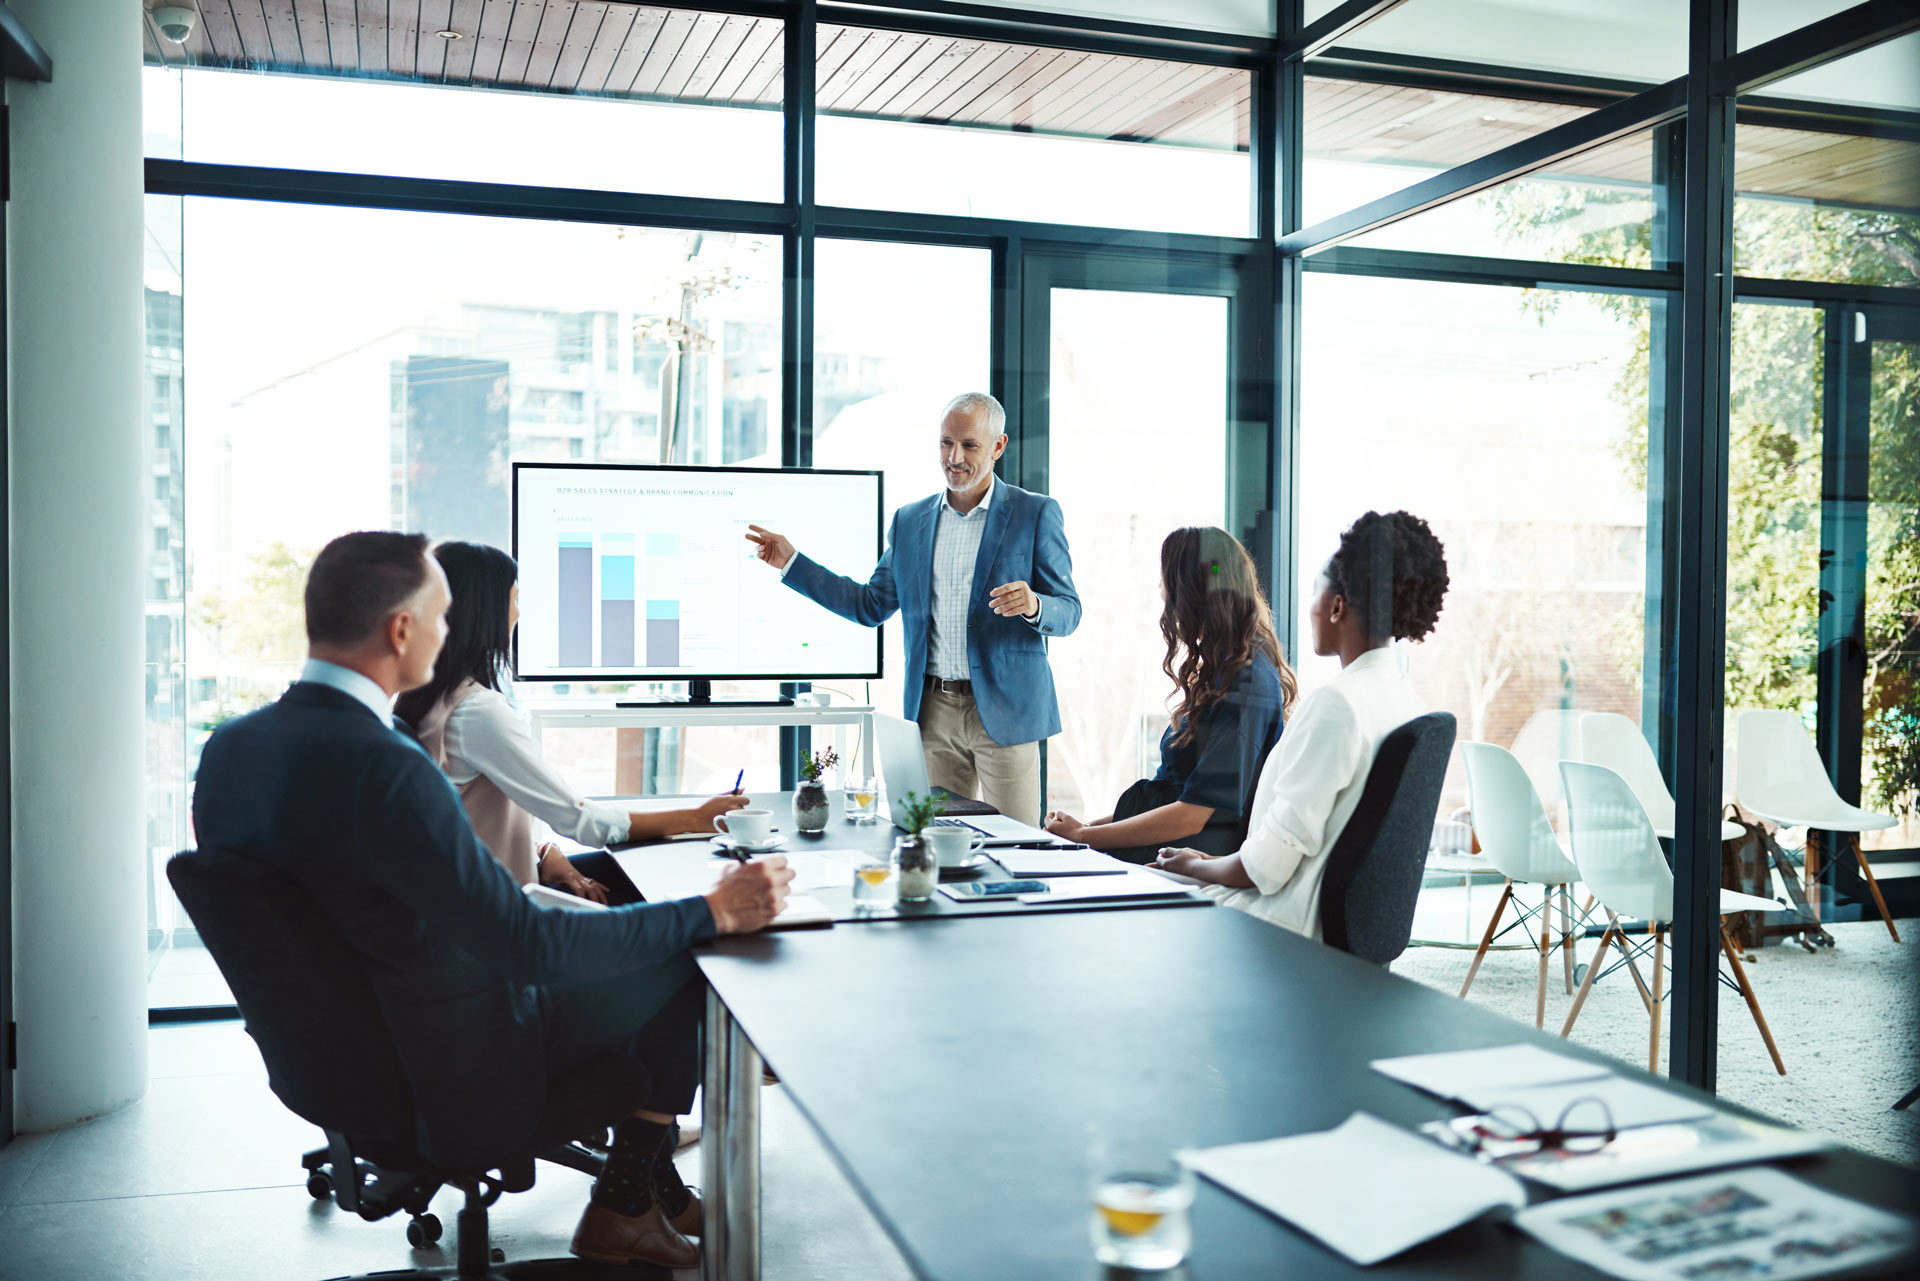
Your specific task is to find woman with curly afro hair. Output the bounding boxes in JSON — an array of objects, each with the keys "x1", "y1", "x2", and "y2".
[{"x1": 1155, "y1": 511, "x2": 1449, "y2": 937}]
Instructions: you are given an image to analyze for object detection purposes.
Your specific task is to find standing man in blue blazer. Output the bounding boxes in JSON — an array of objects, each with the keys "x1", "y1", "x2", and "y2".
[{"x1": 746, "y1": 392, "x2": 1079, "y2": 824}]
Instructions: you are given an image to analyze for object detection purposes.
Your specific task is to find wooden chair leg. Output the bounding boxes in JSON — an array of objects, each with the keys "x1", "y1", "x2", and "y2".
[
  {"x1": 1561, "y1": 920, "x2": 1619, "y2": 1038},
  {"x1": 1460, "y1": 881, "x2": 1513, "y2": 999},
  {"x1": 1720, "y1": 922, "x2": 1786, "y2": 1075},
  {"x1": 1560, "y1": 885, "x2": 1577, "y2": 995},
  {"x1": 1805, "y1": 829, "x2": 1822, "y2": 924},
  {"x1": 1536, "y1": 889, "x2": 1552, "y2": 1030},
  {"x1": 1649, "y1": 925, "x2": 1665, "y2": 1074},
  {"x1": 1850, "y1": 834, "x2": 1900, "y2": 943},
  {"x1": 1606, "y1": 910, "x2": 1655, "y2": 1015}
]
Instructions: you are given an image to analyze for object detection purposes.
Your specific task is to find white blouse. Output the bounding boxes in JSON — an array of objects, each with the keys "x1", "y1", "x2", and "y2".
[
  {"x1": 439, "y1": 685, "x2": 632, "y2": 850},
  {"x1": 1201, "y1": 647, "x2": 1427, "y2": 938}
]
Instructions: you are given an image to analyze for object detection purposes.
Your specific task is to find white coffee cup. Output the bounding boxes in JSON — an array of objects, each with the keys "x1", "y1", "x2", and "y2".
[
  {"x1": 924, "y1": 824, "x2": 986, "y2": 867},
  {"x1": 715, "y1": 808, "x2": 774, "y2": 846}
]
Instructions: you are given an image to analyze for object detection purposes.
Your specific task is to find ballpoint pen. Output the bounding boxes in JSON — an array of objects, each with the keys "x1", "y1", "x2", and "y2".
[{"x1": 732, "y1": 768, "x2": 745, "y2": 794}]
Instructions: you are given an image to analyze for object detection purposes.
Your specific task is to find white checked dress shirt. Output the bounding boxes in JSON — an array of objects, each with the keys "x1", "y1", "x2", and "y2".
[
  {"x1": 1198, "y1": 647, "x2": 1426, "y2": 937},
  {"x1": 927, "y1": 477, "x2": 996, "y2": 680}
]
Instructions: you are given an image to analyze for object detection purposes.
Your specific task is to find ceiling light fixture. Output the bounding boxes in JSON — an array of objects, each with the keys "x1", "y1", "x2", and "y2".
[{"x1": 436, "y1": 29, "x2": 463, "y2": 40}]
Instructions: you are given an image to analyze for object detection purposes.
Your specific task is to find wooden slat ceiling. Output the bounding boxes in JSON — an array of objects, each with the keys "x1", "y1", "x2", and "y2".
[
  {"x1": 147, "y1": 1, "x2": 1249, "y2": 150},
  {"x1": 144, "y1": 3, "x2": 1915, "y2": 210}
]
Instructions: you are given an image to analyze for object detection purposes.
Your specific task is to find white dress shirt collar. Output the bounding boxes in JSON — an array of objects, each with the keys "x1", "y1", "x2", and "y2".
[
  {"x1": 300, "y1": 657, "x2": 395, "y2": 728},
  {"x1": 942, "y1": 473, "x2": 995, "y2": 518}
]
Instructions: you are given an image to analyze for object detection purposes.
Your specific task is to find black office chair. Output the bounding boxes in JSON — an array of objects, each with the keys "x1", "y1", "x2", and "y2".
[
  {"x1": 166, "y1": 847, "x2": 664, "y2": 1281},
  {"x1": 1318, "y1": 712, "x2": 1458, "y2": 965}
]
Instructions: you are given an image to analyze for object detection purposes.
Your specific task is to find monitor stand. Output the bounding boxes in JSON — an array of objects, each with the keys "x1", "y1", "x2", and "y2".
[{"x1": 616, "y1": 679, "x2": 796, "y2": 709}]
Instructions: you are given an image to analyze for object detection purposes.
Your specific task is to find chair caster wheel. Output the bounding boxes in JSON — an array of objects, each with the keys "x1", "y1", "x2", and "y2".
[
  {"x1": 490, "y1": 1247, "x2": 506, "y2": 1263},
  {"x1": 306, "y1": 1172, "x2": 333, "y2": 1200},
  {"x1": 406, "y1": 1213, "x2": 442, "y2": 1248}
]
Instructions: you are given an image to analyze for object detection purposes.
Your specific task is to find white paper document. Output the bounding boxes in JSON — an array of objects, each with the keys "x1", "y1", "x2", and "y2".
[
  {"x1": 1179, "y1": 1112, "x2": 1526, "y2": 1266},
  {"x1": 1018, "y1": 867, "x2": 1196, "y2": 904},
  {"x1": 1372, "y1": 1043, "x2": 1609, "y2": 1101},
  {"x1": 1458, "y1": 1075, "x2": 1714, "y2": 1131},
  {"x1": 1514, "y1": 1167, "x2": 1915, "y2": 1281}
]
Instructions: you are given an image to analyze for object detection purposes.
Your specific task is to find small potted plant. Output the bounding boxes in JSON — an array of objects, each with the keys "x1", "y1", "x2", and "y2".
[
  {"x1": 891, "y1": 790, "x2": 944, "y2": 902},
  {"x1": 793, "y1": 745, "x2": 838, "y2": 833}
]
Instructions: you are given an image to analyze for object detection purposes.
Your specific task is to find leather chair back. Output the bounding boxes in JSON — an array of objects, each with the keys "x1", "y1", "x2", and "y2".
[
  {"x1": 167, "y1": 847, "x2": 415, "y2": 1144},
  {"x1": 1320, "y1": 713, "x2": 1458, "y2": 964}
]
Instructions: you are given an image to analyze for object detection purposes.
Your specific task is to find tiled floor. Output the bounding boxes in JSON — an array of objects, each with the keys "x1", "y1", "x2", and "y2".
[{"x1": 0, "y1": 1021, "x2": 913, "y2": 1281}]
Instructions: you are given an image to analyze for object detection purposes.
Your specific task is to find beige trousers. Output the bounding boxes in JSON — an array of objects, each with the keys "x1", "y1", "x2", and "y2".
[{"x1": 917, "y1": 683, "x2": 1043, "y2": 826}]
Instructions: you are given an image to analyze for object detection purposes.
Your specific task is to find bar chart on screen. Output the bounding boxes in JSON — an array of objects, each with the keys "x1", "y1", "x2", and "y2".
[{"x1": 516, "y1": 463, "x2": 883, "y2": 681}]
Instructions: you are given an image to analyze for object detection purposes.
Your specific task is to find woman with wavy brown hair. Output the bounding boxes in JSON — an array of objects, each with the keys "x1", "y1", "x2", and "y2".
[{"x1": 1044, "y1": 526, "x2": 1296, "y2": 863}]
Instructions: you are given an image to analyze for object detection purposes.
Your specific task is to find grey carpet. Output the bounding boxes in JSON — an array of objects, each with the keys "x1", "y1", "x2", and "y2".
[{"x1": 1391, "y1": 918, "x2": 1920, "y2": 1168}]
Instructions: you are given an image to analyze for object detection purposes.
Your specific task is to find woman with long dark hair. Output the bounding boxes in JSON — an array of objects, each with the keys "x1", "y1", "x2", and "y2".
[
  {"x1": 1155, "y1": 510, "x2": 1449, "y2": 937},
  {"x1": 395, "y1": 541, "x2": 745, "y2": 903},
  {"x1": 1044, "y1": 526, "x2": 1296, "y2": 863}
]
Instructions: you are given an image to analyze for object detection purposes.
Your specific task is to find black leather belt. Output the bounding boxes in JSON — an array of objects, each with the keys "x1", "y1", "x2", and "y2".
[{"x1": 925, "y1": 675, "x2": 974, "y2": 697}]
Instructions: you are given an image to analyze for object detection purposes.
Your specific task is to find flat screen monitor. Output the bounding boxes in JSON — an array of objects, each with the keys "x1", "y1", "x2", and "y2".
[{"x1": 513, "y1": 462, "x2": 883, "y2": 682}]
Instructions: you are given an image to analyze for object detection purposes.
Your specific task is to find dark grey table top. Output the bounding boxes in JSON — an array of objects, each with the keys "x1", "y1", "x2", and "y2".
[
  {"x1": 694, "y1": 904, "x2": 1920, "y2": 1281},
  {"x1": 610, "y1": 791, "x2": 1208, "y2": 924}
]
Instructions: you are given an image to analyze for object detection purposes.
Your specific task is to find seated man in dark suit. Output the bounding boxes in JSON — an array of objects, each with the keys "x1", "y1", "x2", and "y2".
[{"x1": 192, "y1": 531, "x2": 793, "y2": 1269}]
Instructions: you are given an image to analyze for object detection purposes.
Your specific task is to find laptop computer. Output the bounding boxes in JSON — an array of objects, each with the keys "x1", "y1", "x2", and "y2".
[{"x1": 872, "y1": 712, "x2": 1062, "y2": 846}]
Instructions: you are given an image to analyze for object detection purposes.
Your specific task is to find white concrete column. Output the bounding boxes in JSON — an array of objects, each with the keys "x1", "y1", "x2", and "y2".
[{"x1": 8, "y1": 0, "x2": 149, "y2": 1129}]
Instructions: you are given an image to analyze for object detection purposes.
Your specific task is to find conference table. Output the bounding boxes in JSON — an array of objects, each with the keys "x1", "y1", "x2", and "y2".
[{"x1": 608, "y1": 794, "x2": 1920, "y2": 1281}]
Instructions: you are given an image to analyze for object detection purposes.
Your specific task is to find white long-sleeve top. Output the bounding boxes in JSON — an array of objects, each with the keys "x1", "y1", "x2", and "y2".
[
  {"x1": 1201, "y1": 646, "x2": 1426, "y2": 937},
  {"x1": 437, "y1": 683, "x2": 632, "y2": 852}
]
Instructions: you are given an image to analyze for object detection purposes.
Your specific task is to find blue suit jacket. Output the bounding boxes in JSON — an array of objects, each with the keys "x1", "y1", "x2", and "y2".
[
  {"x1": 783, "y1": 479, "x2": 1080, "y2": 745},
  {"x1": 192, "y1": 682, "x2": 714, "y2": 1168}
]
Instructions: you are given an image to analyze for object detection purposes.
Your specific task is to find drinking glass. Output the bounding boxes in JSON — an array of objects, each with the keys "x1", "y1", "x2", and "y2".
[
  {"x1": 850, "y1": 856, "x2": 895, "y2": 911},
  {"x1": 844, "y1": 777, "x2": 880, "y2": 824},
  {"x1": 1088, "y1": 1137, "x2": 1194, "y2": 1271}
]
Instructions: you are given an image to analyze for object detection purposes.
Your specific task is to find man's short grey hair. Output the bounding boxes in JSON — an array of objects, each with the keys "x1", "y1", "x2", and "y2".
[{"x1": 943, "y1": 391, "x2": 1006, "y2": 437}]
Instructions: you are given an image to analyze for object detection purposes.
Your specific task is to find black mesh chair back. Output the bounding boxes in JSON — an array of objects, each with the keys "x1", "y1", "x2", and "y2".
[
  {"x1": 166, "y1": 847, "x2": 414, "y2": 1144},
  {"x1": 1319, "y1": 712, "x2": 1458, "y2": 965}
]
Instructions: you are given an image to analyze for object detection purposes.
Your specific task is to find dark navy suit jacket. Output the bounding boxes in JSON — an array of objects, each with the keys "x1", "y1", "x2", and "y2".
[
  {"x1": 192, "y1": 682, "x2": 714, "y2": 1168},
  {"x1": 782, "y1": 480, "x2": 1080, "y2": 745}
]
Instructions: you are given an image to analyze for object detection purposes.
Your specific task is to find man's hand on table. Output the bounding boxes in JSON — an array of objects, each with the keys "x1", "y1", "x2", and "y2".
[{"x1": 706, "y1": 856, "x2": 794, "y2": 934}]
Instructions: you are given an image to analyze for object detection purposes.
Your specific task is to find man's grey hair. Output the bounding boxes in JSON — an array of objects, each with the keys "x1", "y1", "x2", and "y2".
[{"x1": 943, "y1": 391, "x2": 1006, "y2": 438}]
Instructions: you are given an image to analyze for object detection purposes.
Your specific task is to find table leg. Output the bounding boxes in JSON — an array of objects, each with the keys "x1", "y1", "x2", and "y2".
[{"x1": 703, "y1": 988, "x2": 763, "y2": 1281}]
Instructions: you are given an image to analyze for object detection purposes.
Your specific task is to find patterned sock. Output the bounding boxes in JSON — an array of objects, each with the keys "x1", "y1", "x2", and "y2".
[
  {"x1": 590, "y1": 1118, "x2": 668, "y2": 1217},
  {"x1": 650, "y1": 1123, "x2": 694, "y2": 1217}
]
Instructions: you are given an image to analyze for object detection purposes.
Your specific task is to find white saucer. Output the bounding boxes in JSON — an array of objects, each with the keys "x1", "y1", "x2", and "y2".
[
  {"x1": 938, "y1": 852, "x2": 990, "y2": 872},
  {"x1": 711, "y1": 835, "x2": 784, "y2": 854}
]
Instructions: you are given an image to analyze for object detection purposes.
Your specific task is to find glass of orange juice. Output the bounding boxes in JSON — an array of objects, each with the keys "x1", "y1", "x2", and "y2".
[
  {"x1": 1088, "y1": 1136, "x2": 1194, "y2": 1271},
  {"x1": 844, "y1": 776, "x2": 880, "y2": 824}
]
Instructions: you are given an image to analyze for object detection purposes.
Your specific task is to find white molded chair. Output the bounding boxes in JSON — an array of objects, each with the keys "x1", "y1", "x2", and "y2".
[
  {"x1": 1580, "y1": 712, "x2": 1744, "y2": 843},
  {"x1": 1508, "y1": 709, "x2": 1589, "y2": 828},
  {"x1": 1559, "y1": 761, "x2": 1786, "y2": 1075},
  {"x1": 1457, "y1": 742, "x2": 1592, "y2": 1029},
  {"x1": 1736, "y1": 709, "x2": 1899, "y2": 941}
]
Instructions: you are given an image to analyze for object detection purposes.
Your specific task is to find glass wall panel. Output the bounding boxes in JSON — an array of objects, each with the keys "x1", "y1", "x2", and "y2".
[
  {"x1": 1734, "y1": 37, "x2": 1920, "y2": 291},
  {"x1": 815, "y1": 26, "x2": 1252, "y2": 236},
  {"x1": 1335, "y1": 0, "x2": 1686, "y2": 83},
  {"x1": 142, "y1": 5, "x2": 785, "y2": 201},
  {"x1": 1044, "y1": 288, "x2": 1230, "y2": 821},
  {"x1": 143, "y1": 192, "x2": 197, "y2": 1010},
  {"x1": 160, "y1": 199, "x2": 781, "y2": 1007},
  {"x1": 1863, "y1": 326, "x2": 1919, "y2": 851},
  {"x1": 1298, "y1": 272, "x2": 1654, "y2": 949},
  {"x1": 1329, "y1": 124, "x2": 1662, "y2": 267},
  {"x1": 1303, "y1": 72, "x2": 1601, "y2": 230},
  {"x1": 811, "y1": 238, "x2": 994, "y2": 761}
]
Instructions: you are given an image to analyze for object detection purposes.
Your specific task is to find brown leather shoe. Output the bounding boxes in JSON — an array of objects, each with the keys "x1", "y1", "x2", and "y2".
[
  {"x1": 570, "y1": 1201, "x2": 699, "y2": 1269},
  {"x1": 667, "y1": 1188, "x2": 704, "y2": 1239}
]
